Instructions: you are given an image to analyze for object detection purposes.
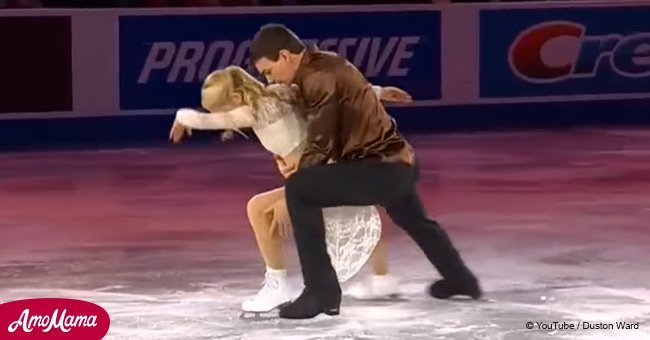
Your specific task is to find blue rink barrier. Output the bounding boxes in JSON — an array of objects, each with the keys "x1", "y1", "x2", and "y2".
[
  {"x1": 0, "y1": 3, "x2": 649, "y2": 151},
  {"x1": 1, "y1": 99, "x2": 649, "y2": 151}
]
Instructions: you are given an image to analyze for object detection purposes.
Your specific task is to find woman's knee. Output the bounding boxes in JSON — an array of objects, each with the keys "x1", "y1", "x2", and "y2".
[
  {"x1": 246, "y1": 188, "x2": 285, "y2": 220},
  {"x1": 246, "y1": 194, "x2": 267, "y2": 220}
]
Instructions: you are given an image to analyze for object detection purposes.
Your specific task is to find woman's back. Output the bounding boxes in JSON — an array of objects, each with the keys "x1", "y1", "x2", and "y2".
[{"x1": 251, "y1": 84, "x2": 308, "y2": 158}]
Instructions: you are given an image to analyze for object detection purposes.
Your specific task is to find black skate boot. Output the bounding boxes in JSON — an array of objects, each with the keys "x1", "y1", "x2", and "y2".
[
  {"x1": 279, "y1": 287, "x2": 341, "y2": 319},
  {"x1": 429, "y1": 270, "x2": 482, "y2": 300}
]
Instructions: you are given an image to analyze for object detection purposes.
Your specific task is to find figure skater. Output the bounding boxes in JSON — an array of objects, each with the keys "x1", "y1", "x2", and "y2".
[{"x1": 248, "y1": 24, "x2": 482, "y2": 319}]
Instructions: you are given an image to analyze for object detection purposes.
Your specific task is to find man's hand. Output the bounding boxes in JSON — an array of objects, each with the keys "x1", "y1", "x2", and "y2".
[
  {"x1": 265, "y1": 199, "x2": 292, "y2": 238},
  {"x1": 379, "y1": 86, "x2": 412, "y2": 103},
  {"x1": 169, "y1": 120, "x2": 192, "y2": 144}
]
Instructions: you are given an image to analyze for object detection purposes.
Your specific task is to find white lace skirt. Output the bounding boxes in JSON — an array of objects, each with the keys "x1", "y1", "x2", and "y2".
[{"x1": 322, "y1": 205, "x2": 382, "y2": 282}]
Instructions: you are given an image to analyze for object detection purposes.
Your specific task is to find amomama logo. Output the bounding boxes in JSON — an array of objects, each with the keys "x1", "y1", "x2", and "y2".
[{"x1": 0, "y1": 298, "x2": 110, "y2": 339}]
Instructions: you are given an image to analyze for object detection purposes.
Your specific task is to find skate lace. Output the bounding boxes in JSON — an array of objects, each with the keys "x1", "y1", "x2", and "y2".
[{"x1": 257, "y1": 272, "x2": 280, "y2": 296}]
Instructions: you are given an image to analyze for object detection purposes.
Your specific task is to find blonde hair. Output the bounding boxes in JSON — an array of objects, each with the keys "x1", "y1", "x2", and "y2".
[{"x1": 201, "y1": 66, "x2": 294, "y2": 121}]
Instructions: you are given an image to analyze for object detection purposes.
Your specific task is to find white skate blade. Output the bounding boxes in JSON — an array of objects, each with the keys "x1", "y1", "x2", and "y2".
[
  {"x1": 238, "y1": 301, "x2": 291, "y2": 321},
  {"x1": 238, "y1": 311, "x2": 278, "y2": 321}
]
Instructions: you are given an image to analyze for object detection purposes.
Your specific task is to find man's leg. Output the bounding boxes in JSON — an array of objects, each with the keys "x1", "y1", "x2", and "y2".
[
  {"x1": 284, "y1": 161, "x2": 479, "y2": 308},
  {"x1": 280, "y1": 161, "x2": 414, "y2": 319},
  {"x1": 302, "y1": 161, "x2": 480, "y2": 296},
  {"x1": 286, "y1": 161, "x2": 415, "y2": 282},
  {"x1": 383, "y1": 189, "x2": 482, "y2": 299}
]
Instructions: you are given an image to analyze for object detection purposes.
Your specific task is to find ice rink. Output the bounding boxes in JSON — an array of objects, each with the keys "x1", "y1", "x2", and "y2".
[{"x1": 1, "y1": 129, "x2": 649, "y2": 339}]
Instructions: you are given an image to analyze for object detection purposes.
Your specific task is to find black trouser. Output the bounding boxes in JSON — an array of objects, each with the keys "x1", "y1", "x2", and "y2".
[{"x1": 285, "y1": 160, "x2": 469, "y2": 292}]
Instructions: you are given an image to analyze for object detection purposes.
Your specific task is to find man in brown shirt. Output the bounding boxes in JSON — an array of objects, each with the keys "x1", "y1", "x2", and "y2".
[{"x1": 250, "y1": 24, "x2": 481, "y2": 319}]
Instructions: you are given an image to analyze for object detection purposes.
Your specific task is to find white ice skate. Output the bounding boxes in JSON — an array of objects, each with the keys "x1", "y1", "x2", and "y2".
[
  {"x1": 345, "y1": 274, "x2": 401, "y2": 300},
  {"x1": 240, "y1": 268, "x2": 293, "y2": 320}
]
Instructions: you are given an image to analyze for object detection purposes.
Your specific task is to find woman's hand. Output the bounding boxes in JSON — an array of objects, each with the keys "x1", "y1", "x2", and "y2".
[
  {"x1": 266, "y1": 199, "x2": 292, "y2": 238},
  {"x1": 220, "y1": 130, "x2": 235, "y2": 142},
  {"x1": 169, "y1": 120, "x2": 192, "y2": 144},
  {"x1": 379, "y1": 86, "x2": 412, "y2": 103}
]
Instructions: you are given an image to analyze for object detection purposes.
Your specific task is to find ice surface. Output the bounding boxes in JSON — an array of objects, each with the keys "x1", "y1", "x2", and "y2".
[{"x1": 1, "y1": 129, "x2": 649, "y2": 339}]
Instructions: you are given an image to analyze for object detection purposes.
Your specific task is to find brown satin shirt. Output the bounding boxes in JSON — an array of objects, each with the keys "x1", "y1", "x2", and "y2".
[{"x1": 293, "y1": 45, "x2": 415, "y2": 169}]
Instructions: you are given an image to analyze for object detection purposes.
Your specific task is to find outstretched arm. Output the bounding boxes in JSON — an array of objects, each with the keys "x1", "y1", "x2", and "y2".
[
  {"x1": 298, "y1": 71, "x2": 339, "y2": 169},
  {"x1": 169, "y1": 106, "x2": 256, "y2": 144},
  {"x1": 174, "y1": 106, "x2": 256, "y2": 130}
]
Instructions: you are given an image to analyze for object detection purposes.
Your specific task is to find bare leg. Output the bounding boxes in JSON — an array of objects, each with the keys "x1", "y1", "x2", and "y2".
[
  {"x1": 346, "y1": 207, "x2": 399, "y2": 299},
  {"x1": 241, "y1": 187, "x2": 295, "y2": 313},
  {"x1": 371, "y1": 209, "x2": 390, "y2": 275},
  {"x1": 246, "y1": 187, "x2": 286, "y2": 270}
]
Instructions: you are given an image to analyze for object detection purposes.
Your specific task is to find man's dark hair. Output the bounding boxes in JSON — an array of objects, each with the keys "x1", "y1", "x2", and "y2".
[{"x1": 250, "y1": 24, "x2": 305, "y2": 64}]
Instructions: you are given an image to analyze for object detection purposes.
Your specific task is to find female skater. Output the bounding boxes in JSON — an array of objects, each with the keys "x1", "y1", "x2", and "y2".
[{"x1": 169, "y1": 66, "x2": 410, "y2": 312}]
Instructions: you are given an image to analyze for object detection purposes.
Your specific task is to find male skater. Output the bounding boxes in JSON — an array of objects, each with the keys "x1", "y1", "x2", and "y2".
[{"x1": 250, "y1": 24, "x2": 482, "y2": 319}]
